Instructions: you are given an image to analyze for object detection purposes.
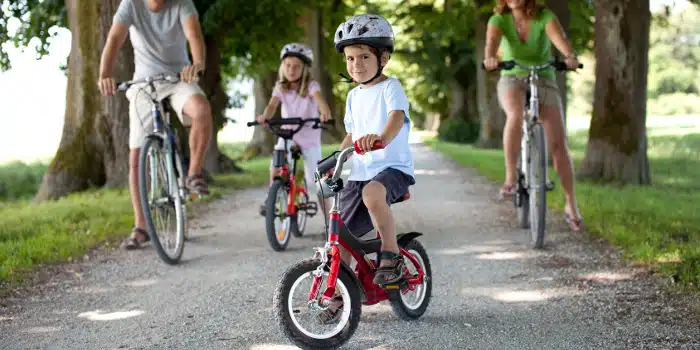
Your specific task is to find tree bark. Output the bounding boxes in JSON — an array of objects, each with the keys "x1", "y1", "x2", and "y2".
[
  {"x1": 36, "y1": 0, "x2": 133, "y2": 201},
  {"x1": 578, "y1": 0, "x2": 651, "y2": 185},
  {"x1": 546, "y1": 0, "x2": 570, "y2": 124},
  {"x1": 245, "y1": 72, "x2": 279, "y2": 158},
  {"x1": 299, "y1": 7, "x2": 344, "y2": 143},
  {"x1": 475, "y1": 1, "x2": 507, "y2": 149}
]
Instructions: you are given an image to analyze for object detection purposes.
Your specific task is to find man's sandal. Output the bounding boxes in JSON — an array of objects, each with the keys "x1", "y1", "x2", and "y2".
[
  {"x1": 373, "y1": 251, "x2": 405, "y2": 285},
  {"x1": 317, "y1": 295, "x2": 344, "y2": 325},
  {"x1": 120, "y1": 227, "x2": 150, "y2": 250},
  {"x1": 186, "y1": 173, "x2": 210, "y2": 196}
]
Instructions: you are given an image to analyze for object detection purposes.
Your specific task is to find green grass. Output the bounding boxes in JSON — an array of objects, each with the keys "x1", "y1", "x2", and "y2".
[{"x1": 425, "y1": 129, "x2": 700, "y2": 291}]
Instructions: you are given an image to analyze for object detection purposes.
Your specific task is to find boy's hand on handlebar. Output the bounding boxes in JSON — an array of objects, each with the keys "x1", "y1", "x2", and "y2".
[
  {"x1": 483, "y1": 57, "x2": 499, "y2": 71},
  {"x1": 356, "y1": 134, "x2": 383, "y2": 153}
]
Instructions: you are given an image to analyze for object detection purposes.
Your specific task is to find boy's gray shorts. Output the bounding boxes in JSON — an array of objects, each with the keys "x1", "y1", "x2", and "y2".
[{"x1": 339, "y1": 168, "x2": 415, "y2": 238}]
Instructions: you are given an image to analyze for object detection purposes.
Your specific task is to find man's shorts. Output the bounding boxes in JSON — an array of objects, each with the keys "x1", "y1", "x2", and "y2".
[
  {"x1": 496, "y1": 75, "x2": 563, "y2": 110},
  {"x1": 125, "y1": 80, "x2": 206, "y2": 149},
  {"x1": 339, "y1": 168, "x2": 415, "y2": 238}
]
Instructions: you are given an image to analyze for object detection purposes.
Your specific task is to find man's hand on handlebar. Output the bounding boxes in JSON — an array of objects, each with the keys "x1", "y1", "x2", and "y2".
[
  {"x1": 564, "y1": 55, "x2": 580, "y2": 71},
  {"x1": 98, "y1": 76, "x2": 116, "y2": 96}
]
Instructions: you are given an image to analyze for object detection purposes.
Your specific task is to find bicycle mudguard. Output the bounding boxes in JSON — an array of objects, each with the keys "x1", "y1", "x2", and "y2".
[{"x1": 397, "y1": 232, "x2": 423, "y2": 248}]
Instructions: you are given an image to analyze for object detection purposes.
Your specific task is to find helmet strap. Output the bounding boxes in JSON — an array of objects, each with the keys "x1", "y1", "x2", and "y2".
[{"x1": 338, "y1": 53, "x2": 385, "y2": 85}]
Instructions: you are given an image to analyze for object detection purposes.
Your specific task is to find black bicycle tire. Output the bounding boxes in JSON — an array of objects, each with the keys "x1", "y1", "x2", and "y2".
[
  {"x1": 139, "y1": 135, "x2": 185, "y2": 264},
  {"x1": 266, "y1": 179, "x2": 293, "y2": 251},
  {"x1": 530, "y1": 124, "x2": 547, "y2": 249}
]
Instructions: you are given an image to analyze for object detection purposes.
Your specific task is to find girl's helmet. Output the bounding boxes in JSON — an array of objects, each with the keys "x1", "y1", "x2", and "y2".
[{"x1": 280, "y1": 43, "x2": 313, "y2": 66}]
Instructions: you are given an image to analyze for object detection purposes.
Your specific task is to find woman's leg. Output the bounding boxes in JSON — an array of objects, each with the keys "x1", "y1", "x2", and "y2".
[
  {"x1": 497, "y1": 77, "x2": 527, "y2": 198},
  {"x1": 539, "y1": 81, "x2": 583, "y2": 231}
]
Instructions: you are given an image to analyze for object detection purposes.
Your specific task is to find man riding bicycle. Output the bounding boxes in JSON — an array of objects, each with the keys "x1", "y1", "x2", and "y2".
[{"x1": 97, "y1": 0, "x2": 213, "y2": 249}]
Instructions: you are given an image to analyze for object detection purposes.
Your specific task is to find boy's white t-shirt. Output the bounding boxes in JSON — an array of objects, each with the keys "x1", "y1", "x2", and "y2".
[{"x1": 343, "y1": 77, "x2": 415, "y2": 182}]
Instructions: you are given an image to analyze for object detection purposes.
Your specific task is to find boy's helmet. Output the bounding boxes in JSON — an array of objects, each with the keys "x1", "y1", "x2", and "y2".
[
  {"x1": 333, "y1": 14, "x2": 394, "y2": 53},
  {"x1": 280, "y1": 43, "x2": 313, "y2": 66}
]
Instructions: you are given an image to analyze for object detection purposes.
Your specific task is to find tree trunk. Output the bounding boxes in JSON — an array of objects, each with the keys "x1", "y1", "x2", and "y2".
[
  {"x1": 475, "y1": 1, "x2": 507, "y2": 149},
  {"x1": 36, "y1": 0, "x2": 133, "y2": 201},
  {"x1": 198, "y1": 36, "x2": 240, "y2": 174},
  {"x1": 299, "y1": 7, "x2": 344, "y2": 143},
  {"x1": 547, "y1": 0, "x2": 570, "y2": 124},
  {"x1": 245, "y1": 72, "x2": 279, "y2": 158},
  {"x1": 578, "y1": 0, "x2": 651, "y2": 185}
]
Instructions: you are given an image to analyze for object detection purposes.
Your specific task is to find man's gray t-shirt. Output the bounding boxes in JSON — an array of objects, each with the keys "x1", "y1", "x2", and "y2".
[{"x1": 114, "y1": 0, "x2": 198, "y2": 80}]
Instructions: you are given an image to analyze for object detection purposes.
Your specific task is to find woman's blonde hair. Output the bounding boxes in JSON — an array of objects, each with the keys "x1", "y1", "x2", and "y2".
[
  {"x1": 494, "y1": 0, "x2": 544, "y2": 18},
  {"x1": 275, "y1": 60, "x2": 312, "y2": 97}
]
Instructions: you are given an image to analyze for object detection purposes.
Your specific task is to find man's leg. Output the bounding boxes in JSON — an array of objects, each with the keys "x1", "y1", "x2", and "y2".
[
  {"x1": 121, "y1": 87, "x2": 153, "y2": 249},
  {"x1": 170, "y1": 82, "x2": 212, "y2": 195}
]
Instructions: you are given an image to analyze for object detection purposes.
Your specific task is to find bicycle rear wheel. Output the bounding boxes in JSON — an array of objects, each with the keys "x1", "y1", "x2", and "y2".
[
  {"x1": 528, "y1": 124, "x2": 547, "y2": 249},
  {"x1": 139, "y1": 135, "x2": 186, "y2": 264}
]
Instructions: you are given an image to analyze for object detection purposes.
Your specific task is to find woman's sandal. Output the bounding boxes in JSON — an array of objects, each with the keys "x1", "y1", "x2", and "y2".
[
  {"x1": 564, "y1": 212, "x2": 584, "y2": 233},
  {"x1": 120, "y1": 227, "x2": 150, "y2": 250},
  {"x1": 317, "y1": 295, "x2": 344, "y2": 325},
  {"x1": 373, "y1": 251, "x2": 405, "y2": 285}
]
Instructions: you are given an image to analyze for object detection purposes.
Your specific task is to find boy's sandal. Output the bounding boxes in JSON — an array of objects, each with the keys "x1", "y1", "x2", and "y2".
[
  {"x1": 186, "y1": 173, "x2": 210, "y2": 196},
  {"x1": 373, "y1": 251, "x2": 405, "y2": 285},
  {"x1": 259, "y1": 203, "x2": 266, "y2": 216},
  {"x1": 120, "y1": 227, "x2": 150, "y2": 250},
  {"x1": 317, "y1": 296, "x2": 344, "y2": 325}
]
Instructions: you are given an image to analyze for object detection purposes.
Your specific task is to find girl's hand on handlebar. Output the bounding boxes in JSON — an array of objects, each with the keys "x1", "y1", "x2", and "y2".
[
  {"x1": 319, "y1": 106, "x2": 331, "y2": 122},
  {"x1": 255, "y1": 114, "x2": 267, "y2": 124},
  {"x1": 564, "y1": 56, "x2": 580, "y2": 70},
  {"x1": 483, "y1": 57, "x2": 499, "y2": 71}
]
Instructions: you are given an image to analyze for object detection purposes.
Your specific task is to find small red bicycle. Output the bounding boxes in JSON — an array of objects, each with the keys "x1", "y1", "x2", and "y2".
[
  {"x1": 273, "y1": 140, "x2": 432, "y2": 349},
  {"x1": 247, "y1": 117, "x2": 331, "y2": 251}
]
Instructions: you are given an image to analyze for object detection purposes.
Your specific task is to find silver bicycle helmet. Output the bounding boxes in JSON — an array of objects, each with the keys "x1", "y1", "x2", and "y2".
[
  {"x1": 333, "y1": 14, "x2": 395, "y2": 53},
  {"x1": 280, "y1": 42, "x2": 313, "y2": 66}
]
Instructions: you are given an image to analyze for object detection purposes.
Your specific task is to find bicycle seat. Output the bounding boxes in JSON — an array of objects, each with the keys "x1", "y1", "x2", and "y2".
[{"x1": 391, "y1": 191, "x2": 410, "y2": 204}]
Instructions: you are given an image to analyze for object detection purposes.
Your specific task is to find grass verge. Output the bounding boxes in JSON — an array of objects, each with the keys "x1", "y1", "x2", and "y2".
[{"x1": 425, "y1": 129, "x2": 700, "y2": 291}]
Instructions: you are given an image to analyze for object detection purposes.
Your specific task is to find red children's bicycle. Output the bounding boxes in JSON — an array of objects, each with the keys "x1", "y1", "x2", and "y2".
[
  {"x1": 273, "y1": 140, "x2": 432, "y2": 349},
  {"x1": 247, "y1": 118, "x2": 331, "y2": 251}
]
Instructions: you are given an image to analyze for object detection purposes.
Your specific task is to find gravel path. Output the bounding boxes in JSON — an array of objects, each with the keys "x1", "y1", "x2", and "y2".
[{"x1": 1, "y1": 143, "x2": 698, "y2": 350}]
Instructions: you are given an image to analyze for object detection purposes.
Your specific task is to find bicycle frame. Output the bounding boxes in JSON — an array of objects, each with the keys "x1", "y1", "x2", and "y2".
[
  {"x1": 275, "y1": 137, "x2": 309, "y2": 217},
  {"x1": 309, "y1": 143, "x2": 426, "y2": 309}
]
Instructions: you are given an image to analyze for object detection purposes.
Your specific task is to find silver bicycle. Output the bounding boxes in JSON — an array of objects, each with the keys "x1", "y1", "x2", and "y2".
[
  {"x1": 487, "y1": 59, "x2": 582, "y2": 249},
  {"x1": 116, "y1": 73, "x2": 190, "y2": 264}
]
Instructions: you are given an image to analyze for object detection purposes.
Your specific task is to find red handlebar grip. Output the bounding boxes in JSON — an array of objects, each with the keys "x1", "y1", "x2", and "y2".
[{"x1": 353, "y1": 139, "x2": 386, "y2": 155}]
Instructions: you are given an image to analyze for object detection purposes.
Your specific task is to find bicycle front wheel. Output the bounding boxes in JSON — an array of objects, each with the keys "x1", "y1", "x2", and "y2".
[
  {"x1": 528, "y1": 124, "x2": 547, "y2": 249},
  {"x1": 139, "y1": 135, "x2": 186, "y2": 264}
]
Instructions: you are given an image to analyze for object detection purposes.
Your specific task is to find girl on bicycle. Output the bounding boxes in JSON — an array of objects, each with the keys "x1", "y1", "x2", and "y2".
[
  {"x1": 256, "y1": 43, "x2": 332, "y2": 216},
  {"x1": 483, "y1": 0, "x2": 583, "y2": 232}
]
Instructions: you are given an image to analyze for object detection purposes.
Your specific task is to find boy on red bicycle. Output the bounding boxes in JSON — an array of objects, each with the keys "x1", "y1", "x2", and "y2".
[{"x1": 332, "y1": 14, "x2": 415, "y2": 286}]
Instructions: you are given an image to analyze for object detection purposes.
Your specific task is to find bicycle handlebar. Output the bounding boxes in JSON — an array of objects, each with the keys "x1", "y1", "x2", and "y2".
[
  {"x1": 481, "y1": 59, "x2": 583, "y2": 72},
  {"x1": 116, "y1": 71, "x2": 204, "y2": 92},
  {"x1": 316, "y1": 139, "x2": 385, "y2": 183},
  {"x1": 247, "y1": 117, "x2": 334, "y2": 138}
]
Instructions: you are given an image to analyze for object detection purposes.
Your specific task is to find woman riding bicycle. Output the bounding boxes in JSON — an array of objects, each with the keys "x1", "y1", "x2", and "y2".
[
  {"x1": 483, "y1": 0, "x2": 583, "y2": 232},
  {"x1": 256, "y1": 43, "x2": 332, "y2": 216}
]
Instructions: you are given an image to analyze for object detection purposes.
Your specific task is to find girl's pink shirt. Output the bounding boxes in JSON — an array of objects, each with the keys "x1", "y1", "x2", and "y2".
[{"x1": 272, "y1": 80, "x2": 322, "y2": 149}]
